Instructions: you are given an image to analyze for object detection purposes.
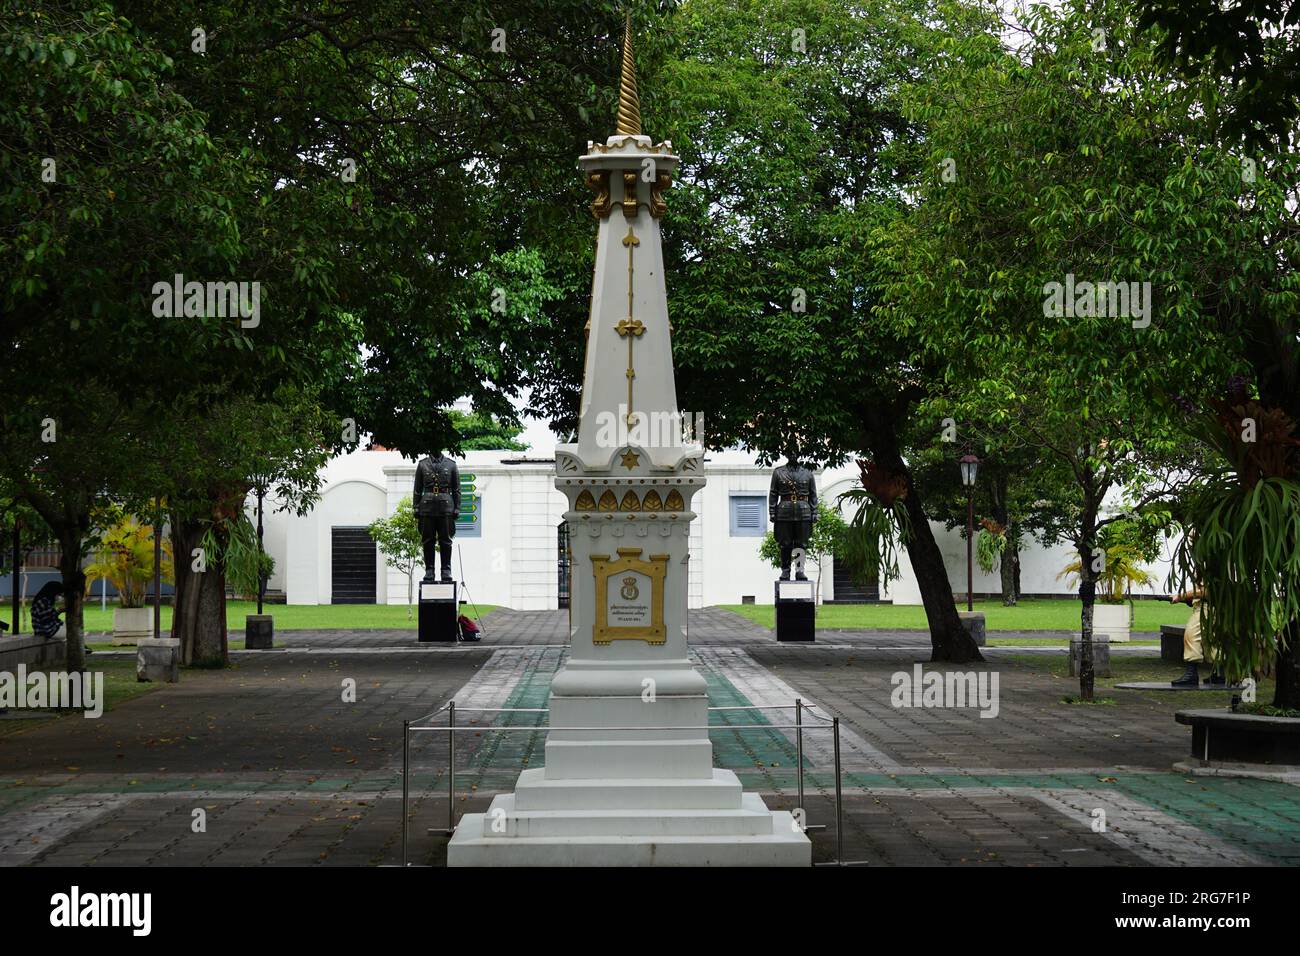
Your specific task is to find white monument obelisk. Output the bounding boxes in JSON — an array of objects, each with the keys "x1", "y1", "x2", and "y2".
[{"x1": 448, "y1": 17, "x2": 810, "y2": 866}]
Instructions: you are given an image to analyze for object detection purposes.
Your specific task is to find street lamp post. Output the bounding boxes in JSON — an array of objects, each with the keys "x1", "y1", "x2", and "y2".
[
  {"x1": 959, "y1": 454, "x2": 980, "y2": 612},
  {"x1": 244, "y1": 479, "x2": 274, "y2": 652},
  {"x1": 256, "y1": 483, "x2": 265, "y2": 616},
  {"x1": 153, "y1": 502, "x2": 162, "y2": 640},
  {"x1": 11, "y1": 515, "x2": 20, "y2": 635}
]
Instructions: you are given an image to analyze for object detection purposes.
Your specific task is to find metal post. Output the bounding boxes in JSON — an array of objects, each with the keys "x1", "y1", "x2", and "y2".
[
  {"x1": 795, "y1": 698, "x2": 805, "y2": 814},
  {"x1": 256, "y1": 484, "x2": 265, "y2": 616},
  {"x1": 966, "y1": 491, "x2": 974, "y2": 612},
  {"x1": 833, "y1": 716, "x2": 844, "y2": 866},
  {"x1": 402, "y1": 719, "x2": 410, "y2": 867},
  {"x1": 447, "y1": 700, "x2": 456, "y2": 833},
  {"x1": 11, "y1": 516, "x2": 19, "y2": 635},
  {"x1": 153, "y1": 503, "x2": 162, "y2": 640}
]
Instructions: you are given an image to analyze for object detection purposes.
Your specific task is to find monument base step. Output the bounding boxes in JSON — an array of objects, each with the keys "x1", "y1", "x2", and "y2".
[
  {"x1": 512, "y1": 767, "x2": 745, "y2": 810},
  {"x1": 544, "y1": 737, "x2": 714, "y2": 779},
  {"x1": 447, "y1": 826, "x2": 810, "y2": 866},
  {"x1": 485, "y1": 791, "x2": 777, "y2": 837},
  {"x1": 447, "y1": 766, "x2": 812, "y2": 866},
  {"x1": 448, "y1": 805, "x2": 810, "y2": 867}
]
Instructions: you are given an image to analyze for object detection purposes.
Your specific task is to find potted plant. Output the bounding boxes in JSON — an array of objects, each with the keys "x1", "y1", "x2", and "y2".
[
  {"x1": 1058, "y1": 519, "x2": 1156, "y2": 643},
  {"x1": 1169, "y1": 388, "x2": 1300, "y2": 764},
  {"x1": 84, "y1": 516, "x2": 174, "y2": 645}
]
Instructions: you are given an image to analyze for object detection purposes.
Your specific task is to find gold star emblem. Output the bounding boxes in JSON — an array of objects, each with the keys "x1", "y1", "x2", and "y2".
[{"x1": 620, "y1": 448, "x2": 640, "y2": 470}]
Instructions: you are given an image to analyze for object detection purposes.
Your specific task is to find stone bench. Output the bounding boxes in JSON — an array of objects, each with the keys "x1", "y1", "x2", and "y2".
[
  {"x1": 1159, "y1": 624, "x2": 1185, "y2": 663},
  {"x1": 1176, "y1": 709, "x2": 1300, "y2": 765},
  {"x1": 0, "y1": 633, "x2": 66, "y2": 671},
  {"x1": 136, "y1": 638, "x2": 180, "y2": 683}
]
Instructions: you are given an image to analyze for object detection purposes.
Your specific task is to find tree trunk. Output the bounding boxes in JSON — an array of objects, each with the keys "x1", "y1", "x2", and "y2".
[
  {"x1": 863, "y1": 407, "x2": 983, "y2": 663},
  {"x1": 1275, "y1": 631, "x2": 1300, "y2": 709},
  {"x1": 171, "y1": 514, "x2": 228, "y2": 667},
  {"x1": 1000, "y1": 523, "x2": 1020, "y2": 606},
  {"x1": 57, "y1": 529, "x2": 86, "y2": 672},
  {"x1": 192, "y1": 562, "x2": 227, "y2": 665},
  {"x1": 1077, "y1": 499, "x2": 1099, "y2": 702}
]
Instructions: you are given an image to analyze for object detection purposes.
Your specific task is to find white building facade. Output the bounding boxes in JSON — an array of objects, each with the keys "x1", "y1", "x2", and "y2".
[{"x1": 259, "y1": 446, "x2": 1177, "y2": 610}]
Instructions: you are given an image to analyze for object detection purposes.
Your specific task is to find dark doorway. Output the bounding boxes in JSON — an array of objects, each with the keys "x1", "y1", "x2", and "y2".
[
  {"x1": 558, "y1": 521, "x2": 571, "y2": 610},
  {"x1": 830, "y1": 556, "x2": 879, "y2": 603},
  {"x1": 331, "y1": 527, "x2": 377, "y2": 604}
]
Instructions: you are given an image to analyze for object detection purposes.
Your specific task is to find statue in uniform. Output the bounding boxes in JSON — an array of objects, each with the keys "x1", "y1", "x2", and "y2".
[
  {"x1": 413, "y1": 451, "x2": 461, "y2": 583},
  {"x1": 769, "y1": 453, "x2": 818, "y2": 581}
]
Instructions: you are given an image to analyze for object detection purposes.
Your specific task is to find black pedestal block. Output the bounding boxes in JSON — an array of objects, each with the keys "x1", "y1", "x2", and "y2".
[
  {"x1": 418, "y1": 580, "x2": 459, "y2": 643},
  {"x1": 245, "y1": 614, "x2": 274, "y2": 650},
  {"x1": 774, "y1": 580, "x2": 816, "y2": 643}
]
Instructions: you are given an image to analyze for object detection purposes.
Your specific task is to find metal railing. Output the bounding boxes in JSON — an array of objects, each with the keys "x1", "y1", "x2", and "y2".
[{"x1": 401, "y1": 698, "x2": 865, "y2": 867}]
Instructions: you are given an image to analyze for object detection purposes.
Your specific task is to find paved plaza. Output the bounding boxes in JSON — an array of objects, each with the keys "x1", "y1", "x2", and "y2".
[{"x1": 1, "y1": 608, "x2": 1296, "y2": 867}]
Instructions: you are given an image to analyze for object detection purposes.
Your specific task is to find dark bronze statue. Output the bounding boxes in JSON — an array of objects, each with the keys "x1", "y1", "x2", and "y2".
[
  {"x1": 769, "y1": 454, "x2": 818, "y2": 581},
  {"x1": 414, "y1": 451, "x2": 461, "y2": 583}
]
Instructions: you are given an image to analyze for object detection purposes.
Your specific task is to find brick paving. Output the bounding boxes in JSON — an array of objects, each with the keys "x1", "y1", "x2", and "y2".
[{"x1": 1, "y1": 608, "x2": 1296, "y2": 867}]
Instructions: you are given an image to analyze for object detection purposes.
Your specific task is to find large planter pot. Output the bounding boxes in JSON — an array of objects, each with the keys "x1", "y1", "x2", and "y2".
[
  {"x1": 1092, "y1": 602, "x2": 1131, "y2": 644},
  {"x1": 112, "y1": 606, "x2": 155, "y2": 646}
]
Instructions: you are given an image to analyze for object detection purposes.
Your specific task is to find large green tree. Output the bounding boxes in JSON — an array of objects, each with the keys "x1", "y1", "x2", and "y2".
[
  {"x1": 2, "y1": 1, "x2": 666, "y2": 658},
  {"x1": 878, "y1": 0, "x2": 1294, "y2": 698},
  {"x1": 0, "y1": 3, "x2": 255, "y2": 668}
]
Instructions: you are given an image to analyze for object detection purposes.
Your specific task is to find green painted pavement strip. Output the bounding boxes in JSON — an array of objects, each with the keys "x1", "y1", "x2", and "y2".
[{"x1": 699, "y1": 656, "x2": 806, "y2": 770}]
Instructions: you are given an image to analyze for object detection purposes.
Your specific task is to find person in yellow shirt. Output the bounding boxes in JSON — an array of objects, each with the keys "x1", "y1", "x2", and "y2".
[{"x1": 1170, "y1": 587, "x2": 1224, "y2": 687}]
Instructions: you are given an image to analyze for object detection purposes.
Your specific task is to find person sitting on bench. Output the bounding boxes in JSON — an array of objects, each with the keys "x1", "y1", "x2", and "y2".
[
  {"x1": 1169, "y1": 586, "x2": 1224, "y2": 687},
  {"x1": 30, "y1": 581, "x2": 64, "y2": 640}
]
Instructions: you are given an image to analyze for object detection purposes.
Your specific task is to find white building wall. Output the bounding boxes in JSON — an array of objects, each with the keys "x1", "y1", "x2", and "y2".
[
  {"x1": 276, "y1": 453, "x2": 390, "y2": 605},
  {"x1": 883, "y1": 521, "x2": 1180, "y2": 606},
  {"x1": 509, "y1": 468, "x2": 567, "y2": 611},
  {"x1": 258, "y1": 446, "x2": 1176, "y2": 610}
]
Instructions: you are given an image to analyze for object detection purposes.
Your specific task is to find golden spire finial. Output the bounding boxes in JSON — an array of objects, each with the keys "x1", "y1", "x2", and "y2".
[{"x1": 615, "y1": 11, "x2": 642, "y2": 136}]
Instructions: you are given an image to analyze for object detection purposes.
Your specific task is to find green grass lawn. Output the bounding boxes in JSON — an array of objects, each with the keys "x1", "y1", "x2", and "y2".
[
  {"x1": 719, "y1": 598, "x2": 1191, "y2": 632},
  {"x1": 34, "y1": 600, "x2": 498, "y2": 634},
  {"x1": 0, "y1": 660, "x2": 159, "y2": 738}
]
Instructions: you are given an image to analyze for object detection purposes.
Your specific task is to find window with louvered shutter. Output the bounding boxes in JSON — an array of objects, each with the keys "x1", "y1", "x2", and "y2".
[{"x1": 729, "y1": 495, "x2": 766, "y2": 537}]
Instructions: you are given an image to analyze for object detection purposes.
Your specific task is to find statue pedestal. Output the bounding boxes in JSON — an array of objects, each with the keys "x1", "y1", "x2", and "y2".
[
  {"x1": 418, "y1": 581, "x2": 458, "y2": 643},
  {"x1": 775, "y1": 580, "x2": 816, "y2": 642}
]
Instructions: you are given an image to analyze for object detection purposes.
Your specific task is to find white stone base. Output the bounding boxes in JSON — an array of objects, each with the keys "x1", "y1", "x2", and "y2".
[{"x1": 448, "y1": 769, "x2": 810, "y2": 866}]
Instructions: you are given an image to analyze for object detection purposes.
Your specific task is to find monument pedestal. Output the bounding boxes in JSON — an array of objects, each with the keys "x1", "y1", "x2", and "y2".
[
  {"x1": 450, "y1": 770, "x2": 808, "y2": 865},
  {"x1": 449, "y1": 687, "x2": 809, "y2": 866},
  {"x1": 775, "y1": 580, "x2": 816, "y2": 642},
  {"x1": 418, "y1": 580, "x2": 458, "y2": 643},
  {"x1": 448, "y1": 451, "x2": 811, "y2": 867}
]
